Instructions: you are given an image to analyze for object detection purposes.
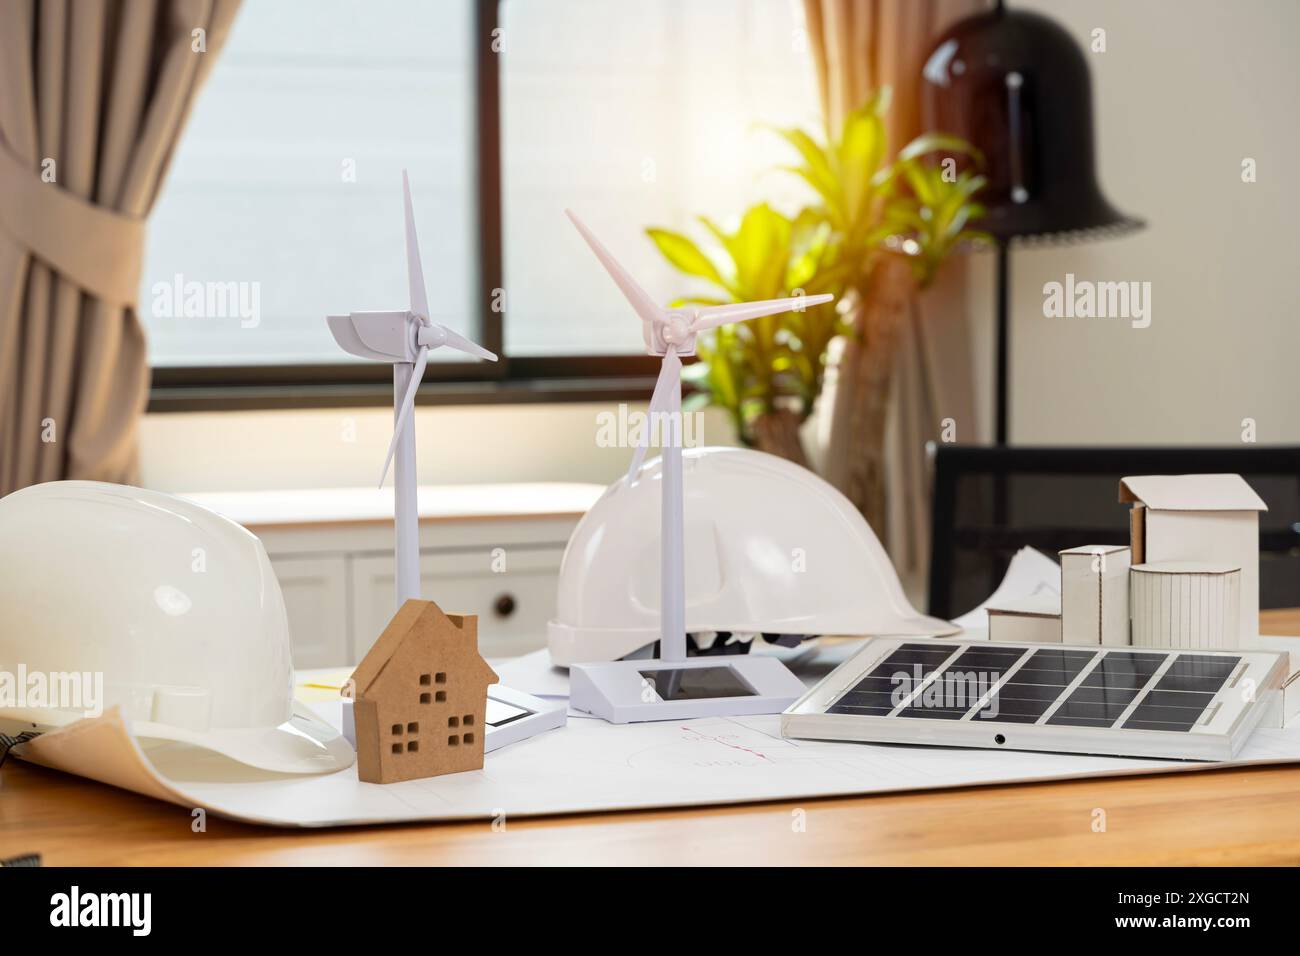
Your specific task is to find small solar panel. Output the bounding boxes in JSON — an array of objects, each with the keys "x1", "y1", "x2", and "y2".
[{"x1": 783, "y1": 639, "x2": 1287, "y2": 761}]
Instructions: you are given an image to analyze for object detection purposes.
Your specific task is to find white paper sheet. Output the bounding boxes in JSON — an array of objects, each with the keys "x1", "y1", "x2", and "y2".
[
  {"x1": 17, "y1": 691, "x2": 1300, "y2": 828},
  {"x1": 494, "y1": 651, "x2": 572, "y2": 699},
  {"x1": 953, "y1": 546, "x2": 1062, "y2": 630}
]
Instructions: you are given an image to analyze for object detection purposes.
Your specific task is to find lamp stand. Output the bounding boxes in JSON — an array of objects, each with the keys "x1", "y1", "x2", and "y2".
[
  {"x1": 995, "y1": 240, "x2": 1010, "y2": 446},
  {"x1": 992, "y1": 240, "x2": 1012, "y2": 598}
]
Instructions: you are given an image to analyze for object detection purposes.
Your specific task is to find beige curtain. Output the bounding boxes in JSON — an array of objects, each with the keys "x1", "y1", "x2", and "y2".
[
  {"x1": 803, "y1": 0, "x2": 987, "y2": 583},
  {"x1": 0, "y1": 0, "x2": 241, "y2": 496}
]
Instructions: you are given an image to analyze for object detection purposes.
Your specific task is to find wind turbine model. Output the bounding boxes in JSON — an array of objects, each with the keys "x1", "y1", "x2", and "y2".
[
  {"x1": 328, "y1": 171, "x2": 565, "y2": 753},
  {"x1": 564, "y1": 210, "x2": 834, "y2": 723},
  {"x1": 328, "y1": 171, "x2": 496, "y2": 605}
]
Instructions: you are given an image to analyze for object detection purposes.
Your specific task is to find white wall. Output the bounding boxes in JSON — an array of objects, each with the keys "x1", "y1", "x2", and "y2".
[
  {"x1": 141, "y1": 0, "x2": 1300, "y2": 492},
  {"x1": 141, "y1": 402, "x2": 737, "y2": 492},
  {"x1": 989, "y1": 0, "x2": 1300, "y2": 446}
]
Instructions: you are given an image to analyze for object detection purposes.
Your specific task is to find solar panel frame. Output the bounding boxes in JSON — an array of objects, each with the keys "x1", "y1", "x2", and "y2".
[{"x1": 782, "y1": 637, "x2": 1287, "y2": 761}]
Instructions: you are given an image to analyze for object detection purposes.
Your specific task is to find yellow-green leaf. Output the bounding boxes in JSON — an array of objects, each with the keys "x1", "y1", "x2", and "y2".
[{"x1": 645, "y1": 228, "x2": 727, "y2": 290}]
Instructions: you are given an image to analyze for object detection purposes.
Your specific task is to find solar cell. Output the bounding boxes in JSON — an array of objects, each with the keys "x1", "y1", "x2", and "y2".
[{"x1": 789, "y1": 639, "x2": 1283, "y2": 761}]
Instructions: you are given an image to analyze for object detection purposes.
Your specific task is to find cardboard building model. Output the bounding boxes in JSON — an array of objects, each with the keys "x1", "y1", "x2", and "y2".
[
  {"x1": 348, "y1": 599, "x2": 499, "y2": 784},
  {"x1": 1130, "y1": 562, "x2": 1242, "y2": 650},
  {"x1": 1120, "y1": 474, "x2": 1266, "y2": 640},
  {"x1": 988, "y1": 594, "x2": 1062, "y2": 644},
  {"x1": 1060, "y1": 545, "x2": 1131, "y2": 646}
]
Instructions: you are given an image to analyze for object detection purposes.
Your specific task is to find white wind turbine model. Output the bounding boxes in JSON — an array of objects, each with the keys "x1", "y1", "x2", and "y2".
[
  {"x1": 564, "y1": 210, "x2": 833, "y2": 723},
  {"x1": 328, "y1": 171, "x2": 497, "y2": 605},
  {"x1": 328, "y1": 172, "x2": 565, "y2": 752}
]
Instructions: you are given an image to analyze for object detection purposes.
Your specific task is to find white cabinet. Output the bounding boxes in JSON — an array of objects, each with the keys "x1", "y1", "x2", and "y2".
[
  {"x1": 350, "y1": 548, "x2": 564, "y2": 661},
  {"x1": 269, "y1": 556, "x2": 350, "y2": 668},
  {"x1": 183, "y1": 484, "x2": 602, "y2": 668}
]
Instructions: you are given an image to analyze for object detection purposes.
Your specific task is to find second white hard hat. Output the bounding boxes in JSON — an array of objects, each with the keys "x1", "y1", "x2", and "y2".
[{"x1": 548, "y1": 447, "x2": 958, "y2": 665}]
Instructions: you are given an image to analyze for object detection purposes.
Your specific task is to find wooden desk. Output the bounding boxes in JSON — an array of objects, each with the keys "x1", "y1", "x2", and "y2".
[{"x1": 4, "y1": 611, "x2": 1300, "y2": 866}]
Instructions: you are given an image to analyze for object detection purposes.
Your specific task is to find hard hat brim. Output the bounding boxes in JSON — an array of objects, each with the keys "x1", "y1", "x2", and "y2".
[
  {"x1": 1, "y1": 701, "x2": 356, "y2": 776},
  {"x1": 130, "y1": 701, "x2": 356, "y2": 775}
]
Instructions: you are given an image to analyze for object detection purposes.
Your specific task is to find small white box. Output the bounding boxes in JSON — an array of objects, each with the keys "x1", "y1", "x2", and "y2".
[
  {"x1": 1060, "y1": 545, "x2": 1131, "y2": 646},
  {"x1": 1130, "y1": 562, "x2": 1241, "y2": 650},
  {"x1": 988, "y1": 594, "x2": 1062, "y2": 643}
]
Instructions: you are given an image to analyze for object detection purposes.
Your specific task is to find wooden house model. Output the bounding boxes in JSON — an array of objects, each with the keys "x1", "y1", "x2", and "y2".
[{"x1": 349, "y1": 599, "x2": 498, "y2": 784}]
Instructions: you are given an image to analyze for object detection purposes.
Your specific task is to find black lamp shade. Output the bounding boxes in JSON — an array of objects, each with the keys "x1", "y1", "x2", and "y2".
[{"x1": 920, "y1": 7, "x2": 1142, "y2": 243}]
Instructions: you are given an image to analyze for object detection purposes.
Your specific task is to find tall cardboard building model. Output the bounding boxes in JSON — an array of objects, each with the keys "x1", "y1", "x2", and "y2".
[
  {"x1": 349, "y1": 599, "x2": 499, "y2": 784},
  {"x1": 1119, "y1": 474, "x2": 1267, "y2": 640}
]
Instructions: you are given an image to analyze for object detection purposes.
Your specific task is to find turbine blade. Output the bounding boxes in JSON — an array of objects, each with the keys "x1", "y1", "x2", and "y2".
[
  {"x1": 693, "y1": 293, "x2": 834, "y2": 331},
  {"x1": 625, "y1": 347, "x2": 682, "y2": 484},
  {"x1": 402, "y1": 170, "x2": 431, "y2": 324},
  {"x1": 379, "y1": 347, "x2": 429, "y2": 488},
  {"x1": 438, "y1": 324, "x2": 498, "y2": 362},
  {"x1": 565, "y1": 209, "x2": 661, "y2": 347}
]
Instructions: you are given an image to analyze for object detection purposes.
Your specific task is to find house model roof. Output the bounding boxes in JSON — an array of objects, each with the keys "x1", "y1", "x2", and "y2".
[
  {"x1": 1119, "y1": 474, "x2": 1267, "y2": 512},
  {"x1": 350, "y1": 599, "x2": 497, "y2": 698}
]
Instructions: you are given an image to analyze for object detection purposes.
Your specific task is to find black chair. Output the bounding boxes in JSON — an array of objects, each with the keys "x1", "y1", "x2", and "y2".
[{"x1": 927, "y1": 445, "x2": 1300, "y2": 620}]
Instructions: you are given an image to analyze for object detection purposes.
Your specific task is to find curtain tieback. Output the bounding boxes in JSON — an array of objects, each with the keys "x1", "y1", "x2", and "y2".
[{"x1": 0, "y1": 141, "x2": 146, "y2": 308}]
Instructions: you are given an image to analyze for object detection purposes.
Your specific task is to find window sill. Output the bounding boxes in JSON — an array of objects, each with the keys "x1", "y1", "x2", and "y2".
[{"x1": 148, "y1": 375, "x2": 660, "y2": 412}]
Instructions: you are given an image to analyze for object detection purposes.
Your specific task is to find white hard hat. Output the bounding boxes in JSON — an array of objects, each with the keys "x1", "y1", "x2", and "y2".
[
  {"x1": 548, "y1": 447, "x2": 958, "y2": 665},
  {"x1": 0, "y1": 481, "x2": 354, "y2": 775}
]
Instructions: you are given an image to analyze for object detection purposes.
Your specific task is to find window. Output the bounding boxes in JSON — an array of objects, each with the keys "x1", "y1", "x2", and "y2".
[
  {"x1": 145, "y1": 0, "x2": 817, "y2": 406},
  {"x1": 501, "y1": 0, "x2": 818, "y2": 356},
  {"x1": 144, "y1": 0, "x2": 477, "y2": 369}
]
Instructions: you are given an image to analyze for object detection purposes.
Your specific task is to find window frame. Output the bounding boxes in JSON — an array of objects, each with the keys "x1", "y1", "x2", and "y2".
[{"x1": 148, "y1": 0, "x2": 661, "y2": 413}]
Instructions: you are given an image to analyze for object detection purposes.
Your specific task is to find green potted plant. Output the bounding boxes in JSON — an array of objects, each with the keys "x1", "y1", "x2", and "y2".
[{"x1": 647, "y1": 89, "x2": 988, "y2": 538}]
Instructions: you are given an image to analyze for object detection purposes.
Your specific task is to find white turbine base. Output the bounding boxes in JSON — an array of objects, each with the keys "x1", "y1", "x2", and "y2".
[{"x1": 568, "y1": 656, "x2": 806, "y2": 724}]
